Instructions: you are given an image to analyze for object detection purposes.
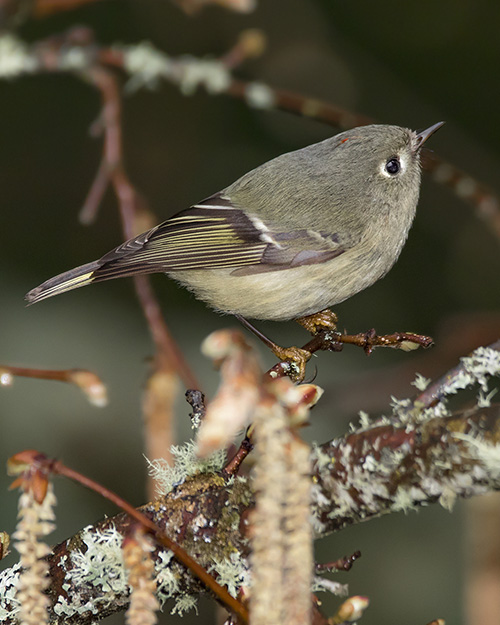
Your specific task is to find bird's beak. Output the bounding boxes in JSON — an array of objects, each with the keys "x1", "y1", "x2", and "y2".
[{"x1": 414, "y1": 121, "x2": 445, "y2": 150}]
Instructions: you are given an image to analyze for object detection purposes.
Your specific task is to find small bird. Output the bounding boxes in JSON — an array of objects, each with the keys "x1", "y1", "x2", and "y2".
[{"x1": 26, "y1": 122, "x2": 443, "y2": 371}]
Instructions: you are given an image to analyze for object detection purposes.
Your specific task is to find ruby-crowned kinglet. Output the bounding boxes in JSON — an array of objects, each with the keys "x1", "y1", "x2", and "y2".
[{"x1": 26, "y1": 123, "x2": 443, "y2": 321}]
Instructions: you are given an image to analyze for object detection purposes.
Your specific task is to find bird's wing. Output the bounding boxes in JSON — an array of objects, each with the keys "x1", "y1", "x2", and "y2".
[
  {"x1": 93, "y1": 193, "x2": 346, "y2": 280},
  {"x1": 25, "y1": 193, "x2": 349, "y2": 305}
]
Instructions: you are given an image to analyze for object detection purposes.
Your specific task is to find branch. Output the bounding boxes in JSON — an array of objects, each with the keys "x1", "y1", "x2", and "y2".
[
  {"x1": 0, "y1": 364, "x2": 107, "y2": 407},
  {"x1": 1, "y1": 404, "x2": 499, "y2": 623},
  {"x1": 312, "y1": 404, "x2": 500, "y2": 533},
  {"x1": 80, "y1": 63, "x2": 199, "y2": 391}
]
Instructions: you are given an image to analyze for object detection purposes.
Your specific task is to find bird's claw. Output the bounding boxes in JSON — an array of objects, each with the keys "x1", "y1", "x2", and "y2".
[{"x1": 271, "y1": 345, "x2": 312, "y2": 383}]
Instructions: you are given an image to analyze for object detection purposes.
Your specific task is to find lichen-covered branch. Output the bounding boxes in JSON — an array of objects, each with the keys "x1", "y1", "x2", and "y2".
[
  {"x1": 1, "y1": 405, "x2": 499, "y2": 623},
  {"x1": 311, "y1": 405, "x2": 500, "y2": 534}
]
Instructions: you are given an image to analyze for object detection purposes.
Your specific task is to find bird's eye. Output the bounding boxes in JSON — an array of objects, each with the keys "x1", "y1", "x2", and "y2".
[{"x1": 385, "y1": 157, "x2": 400, "y2": 175}]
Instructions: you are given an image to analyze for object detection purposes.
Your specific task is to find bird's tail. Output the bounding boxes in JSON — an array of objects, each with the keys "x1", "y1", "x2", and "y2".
[{"x1": 25, "y1": 261, "x2": 101, "y2": 305}]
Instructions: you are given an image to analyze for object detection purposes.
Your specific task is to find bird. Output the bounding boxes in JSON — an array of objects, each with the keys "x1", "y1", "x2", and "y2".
[{"x1": 26, "y1": 122, "x2": 443, "y2": 376}]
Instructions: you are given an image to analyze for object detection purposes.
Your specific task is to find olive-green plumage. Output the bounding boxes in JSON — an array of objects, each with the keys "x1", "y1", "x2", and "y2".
[{"x1": 26, "y1": 122, "x2": 443, "y2": 320}]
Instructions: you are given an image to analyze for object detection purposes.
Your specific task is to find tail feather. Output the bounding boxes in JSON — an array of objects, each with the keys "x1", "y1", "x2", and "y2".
[
  {"x1": 25, "y1": 258, "x2": 163, "y2": 305},
  {"x1": 25, "y1": 261, "x2": 101, "y2": 305}
]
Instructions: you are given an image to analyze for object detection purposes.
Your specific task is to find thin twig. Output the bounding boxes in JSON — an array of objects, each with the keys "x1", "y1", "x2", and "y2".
[
  {"x1": 0, "y1": 364, "x2": 107, "y2": 406},
  {"x1": 83, "y1": 65, "x2": 199, "y2": 390},
  {"x1": 413, "y1": 338, "x2": 500, "y2": 409},
  {"x1": 222, "y1": 436, "x2": 253, "y2": 477},
  {"x1": 315, "y1": 551, "x2": 362, "y2": 573},
  {"x1": 264, "y1": 327, "x2": 434, "y2": 381}
]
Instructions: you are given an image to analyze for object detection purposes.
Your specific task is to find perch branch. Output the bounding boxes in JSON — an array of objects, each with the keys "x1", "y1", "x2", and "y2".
[{"x1": 264, "y1": 327, "x2": 433, "y2": 381}]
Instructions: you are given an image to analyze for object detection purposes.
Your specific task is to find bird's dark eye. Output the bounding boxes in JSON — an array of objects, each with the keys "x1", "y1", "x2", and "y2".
[{"x1": 385, "y1": 157, "x2": 400, "y2": 175}]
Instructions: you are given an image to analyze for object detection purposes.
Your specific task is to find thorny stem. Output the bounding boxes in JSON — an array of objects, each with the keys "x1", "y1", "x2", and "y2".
[{"x1": 50, "y1": 457, "x2": 249, "y2": 623}]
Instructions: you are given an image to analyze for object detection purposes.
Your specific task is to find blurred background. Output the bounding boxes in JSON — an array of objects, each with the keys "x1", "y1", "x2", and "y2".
[{"x1": 1, "y1": 0, "x2": 499, "y2": 623}]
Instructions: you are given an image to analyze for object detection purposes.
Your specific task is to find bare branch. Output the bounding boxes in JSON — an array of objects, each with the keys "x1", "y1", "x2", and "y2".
[{"x1": 0, "y1": 364, "x2": 107, "y2": 407}]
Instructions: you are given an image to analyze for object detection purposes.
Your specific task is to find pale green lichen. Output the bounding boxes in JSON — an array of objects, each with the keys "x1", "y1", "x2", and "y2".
[
  {"x1": 358, "y1": 411, "x2": 371, "y2": 429},
  {"x1": 0, "y1": 34, "x2": 38, "y2": 78},
  {"x1": 477, "y1": 387, "x2": 498, "y2": 408},
  {"x1": 69, "y1": 525, "x2": 127, "y2": 594},
  {"x1": 453, "y1": 433, "x2": 500, "y2": 480},
  {"x1": 210, "y1": 551, "x2": 250, "y2": 599},
  {"x1": 170, "y1": 594, "x2": 198, "y2": 616},
  {"x1": 244, "y1": 82, "x2": 276, "y2": 109},
  {"x1": 411, "y1": 373, "x2": 431, "y2": 391},
  {"x1": 392, "y1": 487, "x2": 418, "y2": 514},
  {"x1": 122, "y1": 41, "x2": 230, "y2": 96},
  {"x1": 146, "y1": 441, "x2": 226, "y2": 496},
  {"x1": 176, "y1": 56, "x2": 231, "y2": 95},
  {"x1": 53, "y1": 525, "x2": 197, "y2": 618},
  {"x1": 438, "y1": 486, "x2": 458, "y2": 512},
  {"x1": 0, "y1": 563, "x2": 21, "y2": 621},
  {"x1": 155, "y1": 551, "x2": 178, "y2": 605},
  {"x1": 456, "y1": 347, "x2": 500, "y2": 392},
  {"x1": 310, "y1": 443, "x2": 332, "y2": 471},
  {"x1": 312, "y1": 576, "x2": 348, "y2": 597},
  {"x1": 122, "y1": 42, "x2": 173, "y2": 92}
]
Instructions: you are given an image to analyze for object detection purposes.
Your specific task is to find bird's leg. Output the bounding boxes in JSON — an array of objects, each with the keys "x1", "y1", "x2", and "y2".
[
  {"x1": 234, "y1": 315, "x2": 311, "y2": 382},
  {"x1": 296, "y1": 309, "x2": 338, "y2": 334}
]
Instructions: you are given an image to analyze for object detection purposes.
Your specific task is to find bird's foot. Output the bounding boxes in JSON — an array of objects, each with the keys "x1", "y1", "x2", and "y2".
[
  {"x1": 296, "y1": 309, "x2": 338, "y2": 334},
  {"x1": 270, "y1": 344, "x2": 312, "y2": 383},
  {"x1": 235, "y1": 314, "x2": 312, "y2": 382}
]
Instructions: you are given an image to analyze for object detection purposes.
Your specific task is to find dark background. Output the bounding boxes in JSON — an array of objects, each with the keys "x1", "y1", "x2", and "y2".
[{"x1": 1, "y1": 0, "x2": 499, "y2": 623}]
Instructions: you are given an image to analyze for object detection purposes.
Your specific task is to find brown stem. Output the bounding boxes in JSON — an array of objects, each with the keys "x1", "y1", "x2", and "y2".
[
  {"x1": 15, "y1": 32, "x2": 500, "y2": 242},
  {"x1": 133, "y1": 274, "x2": 200, "y2": 389},
  {"x1": 226, "y1": 79, "x2": 373, "y2": 129},
  {"x1": 222, "y1": 436, "x2": 253, "y2": 477},
  {"x1": 83, "y1": 65, "x2": 199, "y2": 391},
  {"x1": 315, "y1": 551, "x2": 362, "y2": 573},
  {"x1": 264, "y1": 327, "x2": 433, "y2": 381},
  {"x1": 0, "y1": 365, "x2": 74, "y2": 382}
]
